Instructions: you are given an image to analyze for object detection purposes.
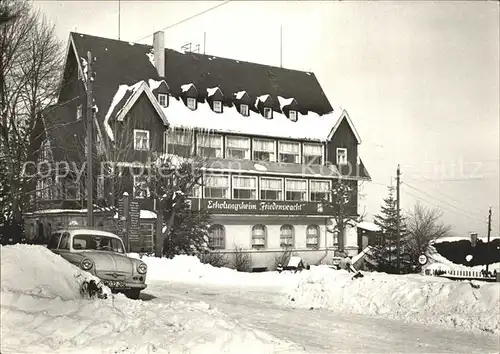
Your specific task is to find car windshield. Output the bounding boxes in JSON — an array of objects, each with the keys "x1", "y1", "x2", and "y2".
[{"x1": 72, "y1": 234, "x2": 125, "y2": 253}]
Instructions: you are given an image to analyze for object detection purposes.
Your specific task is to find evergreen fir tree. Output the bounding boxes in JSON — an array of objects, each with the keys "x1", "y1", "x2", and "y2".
[{"x1": 371, "y1": 185, "x2": 406, "y2": 272}]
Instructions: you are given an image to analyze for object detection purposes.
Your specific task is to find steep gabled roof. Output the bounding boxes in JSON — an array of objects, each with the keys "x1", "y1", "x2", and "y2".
[{"x1": 68, "y1": 32, "x2": 333, "y2": 117}]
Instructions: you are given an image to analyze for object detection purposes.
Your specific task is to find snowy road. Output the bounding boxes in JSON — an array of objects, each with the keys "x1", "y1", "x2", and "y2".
[{"x1": 145, "y1": 282, "x2": 500, "y2": 354}]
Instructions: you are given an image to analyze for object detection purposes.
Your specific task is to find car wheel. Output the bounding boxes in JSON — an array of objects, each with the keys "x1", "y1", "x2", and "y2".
[{"x1": 125, "y1": 289, "x2": 141, "y2": 300}]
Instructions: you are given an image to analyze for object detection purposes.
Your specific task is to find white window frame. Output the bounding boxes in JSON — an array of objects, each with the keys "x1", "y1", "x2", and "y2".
[
  {"x1": 259, "y1": 176, "x2": 284, "y2": 201},
  {"x1": 208, "y1": 224, "x2": 225, "y2": 249},
  {"x1": 197, "y1": 133, "x2": 223, "y2": 158},
  {"x1": 231, "y1": 175, "x2": 257, "y2": 200},
  {"x1": 240, "y1": 104, "x2": 249, "y2": 116},
  {"x1": 158, "y1": 93, "x2": 169, "y2": 107},
  {"x1": 263, "y1": 107, "x2": 273, "y2": 119},
  {"x1": 252, "y1": 138, "x2": 276, "y2": 162},
  {"x1": 133, "y1": 129, "x2": 150, "y2": 151},
  {"x1": 306, "y1": 225, "x2": 320, "y2": 248},
  {"x1": 187, "y1": 97, "x2": 197, "y2": 110},
  {"x1": 164, "y1": 129, "x2": 193, "y2": 156},
  {"x1": 203, "y1": 174, "x2": 230, "y2": 199},
  {"x1": 285, "y1": 178, "x2": 308, "y2": 202},
  {"x1": 336, "y1": 148, "x2": 348, "y2": 165},
  {"x1": 225, "y1": 135, "x2": 250, "y2": 160},
  {"x1": 309, "y1": 179, "x2": 331, "y2": 202},
  {"x1": 303, "y1": 142, "x2": 324, "y2": 165},
  {"x1": 77, "y1": 104, "x2": 83, "y2": 120},
  {"x1": 278, "y1": 141, "x2": 300, "y2": 164},
  {"x1": 289, "y1": 110, "x2": 297, "y2": 122},
  {"x1": 251, "y1": 224, "x2": 267, "y2": 249},
  {"x1": 213, "y1": 100, "x2": 222, "y2": 113},
  {"x1": 133, "y1": 175, "x2": 150, "y2": 199},
  {"x1": 280, "y1": 224, "x2": 295, "y2": 248}
]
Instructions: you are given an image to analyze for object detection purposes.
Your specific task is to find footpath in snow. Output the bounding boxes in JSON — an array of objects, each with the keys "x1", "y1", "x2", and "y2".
[
  {"x1": 0, "y1": 245, "x2": 300, "y2": 354},
  {"x1": 137, "y1": 254, "x2": 500, "y2": 335}
]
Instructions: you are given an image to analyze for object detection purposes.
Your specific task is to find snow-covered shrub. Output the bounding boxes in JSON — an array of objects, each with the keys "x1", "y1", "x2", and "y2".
[
  {"x1": 198, "y1": 251, "x2": 228, "y2": 268},
  {"x1": 233, "y1": 246, "x2": 252, "y2": 272}
]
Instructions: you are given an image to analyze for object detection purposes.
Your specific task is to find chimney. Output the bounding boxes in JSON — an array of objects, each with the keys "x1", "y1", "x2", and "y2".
[{"x1": 153, "y1": 31, "x2": 165, "y2": 78}]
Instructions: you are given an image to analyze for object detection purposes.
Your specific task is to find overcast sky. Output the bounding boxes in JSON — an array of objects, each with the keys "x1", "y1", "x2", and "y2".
[{"x1": 34, "y1": 0, "x2": 500, "y2": 237}]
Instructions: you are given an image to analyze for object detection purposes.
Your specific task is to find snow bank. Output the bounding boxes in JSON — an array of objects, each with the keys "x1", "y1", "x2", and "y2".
[
  {"x1": 0, "y1": 246, "x2": 299, "y2": 353},
  {"x1": 425, "y1": 245, "x2": 500, "y2": 272},
  {"x1": 285, "y1": 266, "x2": 500, "y2": 334},
  {"x1": 143, "y1": 255, "x2": 296, "y2": 289},
  {"x1": 0, "y1": 244, "x2": 109, "y2": 300},
  {"x1": 1, "y1": 293, "x2": 297, "y2": 354}
]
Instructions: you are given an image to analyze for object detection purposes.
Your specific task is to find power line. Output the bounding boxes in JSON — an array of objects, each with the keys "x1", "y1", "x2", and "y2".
[
  {"x1": 402, "y1": 182, "x2": 487, "y2": 220},
  {"x1": 402, "y1": 185, "x2": 494, "y2": 228},
  {"x1": 403, "y1": 181, "x2": 487, "y2": 218},
  {"x1": 134, "y1": 0, "x2": 232, "y2": 43}
]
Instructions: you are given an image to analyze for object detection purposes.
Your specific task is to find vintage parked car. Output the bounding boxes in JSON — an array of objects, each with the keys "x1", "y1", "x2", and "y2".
[{"x1": 47, "y1": 228, "x2": 147, "y2": 299}]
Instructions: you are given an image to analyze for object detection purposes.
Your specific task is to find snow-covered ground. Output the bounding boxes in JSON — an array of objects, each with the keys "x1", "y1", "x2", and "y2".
[
  {"x1": 2, "y1": 246, "x2": 499, "y2": 353},
  {"x1": 0, "y1": 245, "x2": 300, "y2": 354},
  {"x1": 136, "y1": 254, "x2": 500, "y2": 333}
]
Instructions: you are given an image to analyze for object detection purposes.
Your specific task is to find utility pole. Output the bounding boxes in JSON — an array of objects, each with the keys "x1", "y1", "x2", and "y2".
[
  {"x1": 486, "y1": 207, "x2": 492, "y2": 274},
  {"x1": 396, "y1": 164, "x2": 401, "y2": 272},
  {"x1": 118, "y1": 0, "x2": 121, "y2": 40},
  {"x1": 86, "y1": 51, "x2": 94, "y2": 227},
  {"x1": 280, "y1": 25, "x2": 283, "y2": 68}
]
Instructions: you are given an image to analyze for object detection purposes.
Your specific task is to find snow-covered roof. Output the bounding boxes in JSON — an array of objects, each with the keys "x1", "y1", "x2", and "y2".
[
  {"x1": 277, "y1": 96, "x2": 295, "y2": 111},
  {"x1": 161, "y1": 94, "x2": 343, "y2": 141},
  {"x1": 357, "y1": 221, "x2": 381, "y2": 232},
  {"x1": 234, "y1": 91, "x2": 247, "y2": 100},
  {"x1": 103, "y1": 79, "x2": 351, "y2": 142},
  {"x1": 181, "y1": 83, "x2": 195, "y2": 93},
  {"x1": 206, "y1": 87, "x2": 220, "y2": 97}
]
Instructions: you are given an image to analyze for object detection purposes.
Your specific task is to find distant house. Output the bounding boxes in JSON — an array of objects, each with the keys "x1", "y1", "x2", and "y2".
[{"x1": 25, "y1": 31, "x2": 371, "y2": 269}]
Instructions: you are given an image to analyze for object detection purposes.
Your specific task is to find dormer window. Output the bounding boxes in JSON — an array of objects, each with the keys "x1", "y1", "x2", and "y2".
[
  {"x1": 213, "y1": 100, "x2": 222, "y2": 113},
  {"x1": 289, "y1": 110, "x2": 297, "y2": 122},
  {"x1": 336, "y1": 148, "x2": 348, "y2": 165},
  {"x1": 158, "y1": 93, "x2": 169, "y2": 107},
  {"x1": 240, "y1": 104, "x2": 249, "y2": 116},
  {"x1": 187, "y1": 97, "x2": 197, "y2": 110},
  {"x1": 77, "y1": 104, "x2": 83, "y2": 120},
  {"x1": 263, "y1": 107, "x2": 273, "y2": 119}
]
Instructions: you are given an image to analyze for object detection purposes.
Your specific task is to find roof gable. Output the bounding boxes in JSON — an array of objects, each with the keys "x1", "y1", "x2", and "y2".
[{"x1": 327, "y1": 110, "x2": 361, "y2": 143}]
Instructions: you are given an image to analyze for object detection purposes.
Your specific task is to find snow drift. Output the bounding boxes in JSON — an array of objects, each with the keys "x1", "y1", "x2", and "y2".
[
  {"x1": 285, "y1": 266, "x2": 500, "y2": 334},
  {"x1": 1, "y1": 245, "x2": 299, "y2": 353},
  {"x1": 139, "y1": 254, "x2": 296, "y2": 289},
  {"x1": 1, "y1": 244, "x2": 109, "y2": 300}
]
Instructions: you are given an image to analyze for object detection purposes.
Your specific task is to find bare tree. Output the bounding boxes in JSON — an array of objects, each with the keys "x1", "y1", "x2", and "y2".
[
  {"x1": 321, "y1": 178, "x2": 361, "y2": 253},
  {"x1": 405, "y1": 203, "x2": 452, "y2": 260},
  {"x1": 0, "y1": 0, "x2": 62, "y2": 235}
]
